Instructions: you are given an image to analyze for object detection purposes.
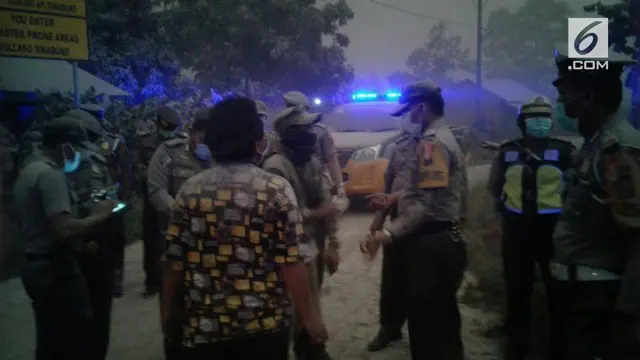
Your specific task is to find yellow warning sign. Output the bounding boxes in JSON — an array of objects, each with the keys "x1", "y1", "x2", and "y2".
[
  {"x1": 0, "y1": 0, "x2": 86, "y2": 18},
  {"x1": 0, "y1": 9, "x2": 88, "y2": 60}
]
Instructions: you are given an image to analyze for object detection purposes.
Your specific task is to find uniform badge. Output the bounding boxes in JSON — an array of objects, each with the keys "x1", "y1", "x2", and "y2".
[
  {"x1": 423, "y1": 142, "x2": 433, "y2": 165},
  {"x1": 504, "y1": 151, "x2": 518, "y2": 162},
  {"x1": 543, "y1": 149, "x2": 559, "y2": 161}
]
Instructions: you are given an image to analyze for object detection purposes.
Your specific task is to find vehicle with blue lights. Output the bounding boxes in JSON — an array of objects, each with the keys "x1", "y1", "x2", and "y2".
[{"x1": 321, "y1": 91, "x2": 404, "y2": 197}]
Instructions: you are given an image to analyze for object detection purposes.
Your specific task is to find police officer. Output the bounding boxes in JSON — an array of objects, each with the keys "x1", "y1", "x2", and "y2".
[
  {"x1": 262, "y1": 106, "x2": 338, "y2": 360},
  {"x1": 13, "y1": 116, "x2": 116, "y2": 360},
  {"x1": 283, "y1": 91, "x2": 344, "y2": 286},
  {"x1": 361, "y1": 81, "x2": 468, "y2": 360},
  {"x1": 550, "y1": 53, "x2": 640, "y2": 360},
  {"x1": 67, "y1": 107, "x2": 132, "y2": 298},
  {"x1": 137, "y1": 106, "x2": 182, "y2": 298},
  {"x1": 147, "y1": 110, "x2": 212, "y2": 360},
  {"x1": 487, "y1": 96, "x2": 575, "y2": 360},
  {"x1": 65, "y1": 110, "x2": 121, "y2": 360}
]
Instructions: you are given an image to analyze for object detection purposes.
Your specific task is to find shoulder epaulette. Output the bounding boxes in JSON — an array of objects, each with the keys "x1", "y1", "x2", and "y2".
[
  {"x1": 547, "y1": 136, "x2": 574, "y2": 146},
  {"x1": 90, "y1": 151, "x2": 107, "y2": 164},
  {"x1": 164, "y1": 138, "x2": 187, "y2": 147}
]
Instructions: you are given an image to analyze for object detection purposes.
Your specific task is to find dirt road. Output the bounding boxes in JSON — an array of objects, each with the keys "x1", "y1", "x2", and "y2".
[{"x1": 0, "y1": 165, "x2": 499, "y2": 360}]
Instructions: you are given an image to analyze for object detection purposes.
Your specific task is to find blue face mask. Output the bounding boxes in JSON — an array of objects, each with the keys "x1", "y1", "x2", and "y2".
[
  {"x1": 63, "y1": 150, "x2": 81, "y2": 173},
  {"x1": 524, "y1": 117, "x2": 553, "y2": 138},
  {"x1": 555, "y1": 102, "x2": 579, "y2": 132},
  {"x1": 193, "y1": 143, "x2": 211, "y2": 162},
  {"x1": 401, "y1": 114, "x2": 422, "y2": 137}
]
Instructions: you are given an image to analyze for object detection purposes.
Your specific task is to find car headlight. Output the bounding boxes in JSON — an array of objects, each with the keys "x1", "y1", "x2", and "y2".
[{"x1": 350, "y1": 144, "x2": 382, "y2": 163}]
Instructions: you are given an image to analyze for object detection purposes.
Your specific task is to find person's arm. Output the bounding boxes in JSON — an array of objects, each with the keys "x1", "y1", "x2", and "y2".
[
  {"x1": 42, "y1": 168, "x2": 111, "y2": 240},
  {"x1": 371, "y1": 146, "x2": 398, "y2": 230},
  {"x1": 276, "y1": 181, "x2": 318, "y2": 326},
  {"x1": 602, "y1": 146, "x2": 640, "y2": 320},
  {"x1": 160, "y1": 190, "x2": 189, "y2": 329},
  {"x1": 147, "y1": 145, "x2": 175, "y2": 216},
  {"x1": 384, "y1": 140, "x2": 453, "y2": 239},
  {"x1": 320, "y1": 171, "x2": 339, "y2": 248},
  {"x1": 320, "y1": 129, "x2": 343, "y2": 191}
]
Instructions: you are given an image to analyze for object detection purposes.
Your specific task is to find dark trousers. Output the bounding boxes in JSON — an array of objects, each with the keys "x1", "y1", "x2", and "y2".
[
  {"x1": 80, "y1": 252, "x2": 115, "y2": 360},
  {"x1": 22, "y1": 258, "x2": 93, "y2": 360},
  {"x1": 181, "y1": 329, "x2": 290, "y2": 360},
  {"x1": 404, "y1": 231, "x2": 466, "y2": 360},
  {"x1": 142, "y1": 194, "x2": 161, "y2": 290},
  {"x1": 379, "y1": 242, "x2": 406, "y2": 332},
  {"x1": 111, "y1": 217, "x2": 126, "y2": 286},
  {"x1": 159, "y1": 266, "x2": 183, "y2": 360},
  {"x1": 501, "y1": 215, "x2": 561, "y2": 360},
  {"x1": 313, "y1": 226, "x2": 327, "y2": 288},
  {"x1": 556, "y1": 278, "x2": 637, "y2": 360}
]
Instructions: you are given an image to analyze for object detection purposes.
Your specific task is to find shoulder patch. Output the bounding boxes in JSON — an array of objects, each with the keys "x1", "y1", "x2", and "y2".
[
  {"x1": 417, "y1": 139, "x2": 449, "y2": 189},
  {"x1": 164, "y1": 138, "x2": 187, "y2": 147}
]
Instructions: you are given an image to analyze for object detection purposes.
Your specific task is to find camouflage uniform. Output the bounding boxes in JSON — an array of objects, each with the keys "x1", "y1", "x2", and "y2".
[
  {"x1": 379, "y1": 82, "x2": 468, "y2": 360},
  {"x1": 487, "y1": 96, "x2": 575, "y2": 360},
  {"x1": 136, "y1": 106, "x2": 182, "y2": 297},
  {"x1": 65, "y1": 131, "x2": 118, "y2": 360},
  {"x1": 283, "y1": 91, "x2": 343, "y2": 287},
  {"x1": 147, "y1": 136, "x2": 211, "y2": 359},
  {"x1": 550, "y1": 54, "x2": 640, "y2": 360},
  {"x1": 262, "y1": 107, "x2": 334, "y2": 360}
]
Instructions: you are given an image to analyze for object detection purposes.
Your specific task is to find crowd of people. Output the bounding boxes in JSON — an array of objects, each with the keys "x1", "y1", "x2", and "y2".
[{"x1": 9, "y1": 50, "x2": 640, "y2": 360}]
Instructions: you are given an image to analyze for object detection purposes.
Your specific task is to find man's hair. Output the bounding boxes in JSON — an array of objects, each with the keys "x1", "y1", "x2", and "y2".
[
  {"x1": 205, "y1": 97, "x2": 263, "y2": 163},
  {"x1": 571, "y1": 76, "x2": 623, "y2": 115}
]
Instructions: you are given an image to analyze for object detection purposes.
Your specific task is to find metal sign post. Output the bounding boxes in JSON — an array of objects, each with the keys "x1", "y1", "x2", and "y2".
[{"x1": 72, "y1": 61, "x2": 79, "y2": 107}]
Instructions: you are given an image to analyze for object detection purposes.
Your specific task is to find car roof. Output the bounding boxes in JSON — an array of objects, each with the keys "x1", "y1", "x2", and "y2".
[{"x1": 322, "y1": 101, "x2": 400, "y2": 132}]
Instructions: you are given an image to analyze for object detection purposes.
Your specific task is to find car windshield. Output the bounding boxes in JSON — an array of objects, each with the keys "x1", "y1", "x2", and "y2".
[{"x1": 319, "y1": 101, "x2": 401, "y2": 132}]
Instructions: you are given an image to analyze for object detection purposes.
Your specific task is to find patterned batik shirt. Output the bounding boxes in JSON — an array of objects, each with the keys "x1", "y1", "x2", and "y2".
[{"x1": 165, "y1": 163, "x2": 310, "y2": 346}]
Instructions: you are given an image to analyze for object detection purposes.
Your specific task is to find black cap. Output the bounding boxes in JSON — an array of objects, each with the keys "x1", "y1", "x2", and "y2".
[
  {"x1": 553, "y1": 50, "x2": 636, "y2": 86},
  {"x1": 43, "y1": 116, "x2": 91, "y2": 148},
  {"x1": 157, "y1": 106, "x2": 181, "y2": 129},
  {"x1": 390, "y1": 81, "x2": 443, "y2": 117}
]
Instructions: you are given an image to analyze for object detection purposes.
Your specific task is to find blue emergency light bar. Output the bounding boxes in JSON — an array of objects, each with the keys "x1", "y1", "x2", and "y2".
[{"x1": 351, "y1": 91, "x2": 401, "y2": 102}]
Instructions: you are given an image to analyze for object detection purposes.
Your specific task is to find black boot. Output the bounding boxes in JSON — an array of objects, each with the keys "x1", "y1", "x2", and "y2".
[{"x1": 366, "y1": 328, "x2": 402, "y2": 352}]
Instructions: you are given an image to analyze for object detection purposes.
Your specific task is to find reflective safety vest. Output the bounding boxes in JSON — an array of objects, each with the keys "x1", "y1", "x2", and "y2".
[{"x1": 499, "y1": 138, "x2": 574, "y2": 215}]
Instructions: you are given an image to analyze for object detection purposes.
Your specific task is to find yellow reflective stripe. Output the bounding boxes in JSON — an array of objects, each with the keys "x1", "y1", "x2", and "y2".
[
  {"x1": 536, "y1": 165, "x2": 563, "y2": 212},
  {"x1": 503, "y1": 165, "x2": 524, "y2": 212}
]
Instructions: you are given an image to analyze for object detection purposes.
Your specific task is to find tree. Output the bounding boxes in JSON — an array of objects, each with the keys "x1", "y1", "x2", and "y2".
[
  {"x1": 401, "y1": 22, "x2": 470, "y2": 86},
  {"x1": 154, "y1": 0, "x2": 354, "y2": 97},
  {"x1": 81, "y1": 0, "x2": 185, "y2": 104},
  {"x1": 387, "y1": 70, "x2": 416, "y2": 89},
  {"x1": 585, "y1": 0, "x2": 640, "y2": 127},
  {"x1": 483, "y1": 0, "x2": 573, "y2": 96}
]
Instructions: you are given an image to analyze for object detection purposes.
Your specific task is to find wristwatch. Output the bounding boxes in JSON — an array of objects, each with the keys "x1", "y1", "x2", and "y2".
[{"x1": 382, "y1": 228, "x2": 393, "y2": 243}]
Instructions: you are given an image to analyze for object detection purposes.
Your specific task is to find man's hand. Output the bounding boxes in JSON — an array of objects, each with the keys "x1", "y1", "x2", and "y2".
[
  {"x1": 359, "y1": 230, "x2": 390, "y2": 260},
  {"x1": 366, "y1": 192, "x2": 398, "y2": 211},
  {"x1": 91, "y1": 199, "x2": 116, "y2": 221},
  {"x1": 304, "y1": 316, "x2": 329, "y2": 344},
  {"x1": 324, "y1": 247, "x2": 340, "y2": 274}
]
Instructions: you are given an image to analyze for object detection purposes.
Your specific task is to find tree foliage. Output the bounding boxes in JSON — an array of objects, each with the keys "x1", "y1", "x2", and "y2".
[
  {"x1": 483, "y1": 0, "x2": 572, "y2": 95},
  {"x1": 81, "y1": 0, "x2": 187, "y2": 104},
  {"x1": 585, "y1": 0, "x2": 639, "y2": 126},
  {"x1": 388, "y1": 22, "x2": 469, "y2": 88},
  {"x1": 153, "y1": 0, "x2": 355, "y2": 97}
]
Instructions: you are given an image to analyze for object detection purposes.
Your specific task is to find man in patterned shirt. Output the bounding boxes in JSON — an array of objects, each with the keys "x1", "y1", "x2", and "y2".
[{"x1": 162, "y1": 97, "x2": 328, "y2": 359}]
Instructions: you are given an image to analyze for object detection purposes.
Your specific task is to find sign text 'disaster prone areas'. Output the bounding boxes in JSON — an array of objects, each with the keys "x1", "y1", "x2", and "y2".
[
  {"x1": 0, "y1": 9, "x2": 88, "y2": 60},
  {"x1": 0, "y1": 0, "x2": 86, "y2": 18}
]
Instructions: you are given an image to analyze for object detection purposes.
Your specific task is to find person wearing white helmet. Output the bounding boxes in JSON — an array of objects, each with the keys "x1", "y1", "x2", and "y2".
[{"x1": 487, "y1": 95, "x2": 575, "y2": 360}]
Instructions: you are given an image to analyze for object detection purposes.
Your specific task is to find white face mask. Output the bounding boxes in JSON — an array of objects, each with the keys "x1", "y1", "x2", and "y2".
[{"x1": 401, "y1": 114, "x2": 422, "y2": 136}]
